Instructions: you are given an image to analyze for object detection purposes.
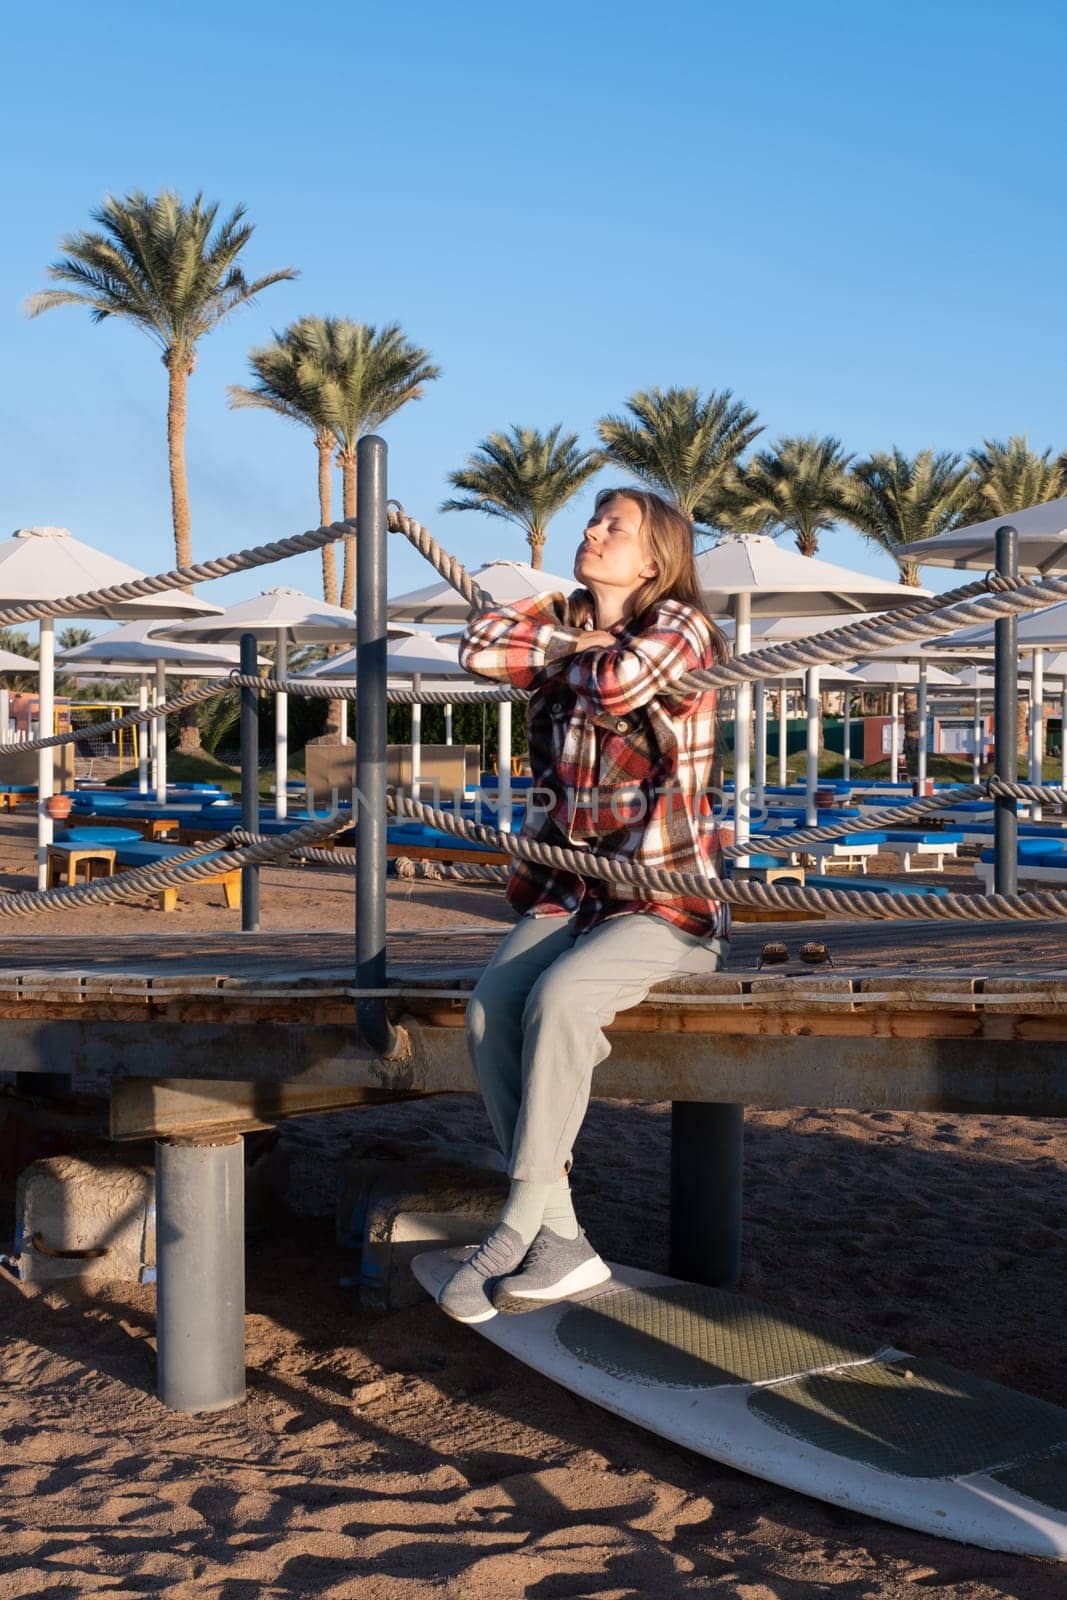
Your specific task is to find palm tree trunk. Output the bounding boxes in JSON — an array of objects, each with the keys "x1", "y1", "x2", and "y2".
[
  {"x1": 165, "y1": 352, "x2": 194, "y2": 569},
  {"x1": 317, "y1": 433, "x2": 344, "y2": 740},
  {"x1": 527, "y1": 530, "x2": 545, "y2": 571},
  {"x1": 165, "y1": 349, "x2": 202, "y2": 752},
  {"x1": 317, "y1": 430, "x2": 339, "y2": 605},
  {"x1": 339, "y1": 446, "x2": 357, "y2": 610},
  {"x1": 899, "y1": 562, "x2": 921, "y2": 586}
]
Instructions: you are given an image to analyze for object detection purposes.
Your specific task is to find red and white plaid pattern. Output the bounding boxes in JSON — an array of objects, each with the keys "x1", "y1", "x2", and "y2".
[{"x1": 459, "y1": 592, "x2": 729, "y2": 941}]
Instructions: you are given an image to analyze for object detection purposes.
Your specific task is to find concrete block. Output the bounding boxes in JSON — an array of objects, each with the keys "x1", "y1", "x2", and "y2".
[
  {"x1": 336, "y1": 1132, "x2": 507, "y2": 1310},
  {"x1": 6, "y1": 1151, "x2": 155, "y2": 1285}
]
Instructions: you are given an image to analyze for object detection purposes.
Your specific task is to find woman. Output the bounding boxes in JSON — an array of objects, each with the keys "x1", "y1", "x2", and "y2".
[{"x1": 441, "y1": 486, "x2": 729, "y2": 1324}]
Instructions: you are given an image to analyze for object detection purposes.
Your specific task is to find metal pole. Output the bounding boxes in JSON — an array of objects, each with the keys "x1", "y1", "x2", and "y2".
[
  {"x1": 890, "y1": 687, "x2": 901, "y2": 779},
  {"x1": 355, "y1": 435, "x2": 397, "y2": 1057},
  {"x1": 917, "y1": 660, "x2": 929, "y2": 793},
  {"x1": 36, "y1": 617, "x2": 54, "y2": 890},
  {"x1": 154, "y1": 659, "x2": 167, "y2": 804},
  {"x1": 137, "y1": 679, "x2": 149, "y2": 793},
  {"x1": 669, "y1": 1101, "x2": 743, "y2": 1288},
  {"x1": 1029, "y1": 647, "x2": 1044, "y2": 820},
  {"x1": 156, "y1": 1134, "x2": 245, "y2": 1412},
  {"x1": 804, "y1": 666, "x2": 820, "y2": 824},
  {"x1": 843, "y1": 687, "x2": 852, "y2": 782},
  {"x1": 753, "y1": 677, "x2": 766, "y2": 807},
  {"x1": 994, "y1": 525, "x2": 1018, "y2": 895},
  {"x1": 733, "y1": 594, "x2": 751, "y2": 853},
  {"x1": 275, "y1": 628, "x2": 288, "y2": 821},
  {"x1": 1061, "y1": 681, "x2": 1067, "y2": 792},
  {"x1": 497, "y1": 700, "x2": 513, "y2": 831},
  {"x1": 0, "y1": 685, "x2": 9, "y2": 744},
  {"x1": 240, "y1": 632, "x2": 260, "y2": 932},
  {"x1": 777, "y1": 677, "x2": 788, "y2": 786}
]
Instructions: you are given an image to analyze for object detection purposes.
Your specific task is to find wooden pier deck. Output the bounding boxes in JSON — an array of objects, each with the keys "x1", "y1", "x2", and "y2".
[{"x1": 2, "y1": 919, "x2": 1067, "y2": 1128}]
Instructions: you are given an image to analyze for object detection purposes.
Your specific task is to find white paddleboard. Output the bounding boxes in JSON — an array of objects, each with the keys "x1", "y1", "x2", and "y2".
[{"x1": 412, "y1": 1251, "x2": 1067, "y2": 1560}]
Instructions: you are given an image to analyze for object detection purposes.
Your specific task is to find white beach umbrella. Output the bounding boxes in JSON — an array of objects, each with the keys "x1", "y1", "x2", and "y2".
[
  {"x1": 151, "y1": 588, "x2": 371, "y2": 818},
  {"x1": 58, "y1": 621, "x2": 261, "y2": 796},
  {"x1": 295, "y1": 632, "x2": 472, "y2": 795},
  {"x1": 852, "y1": 660, "x2": 960, "y2": 784},
  {"x1": 906, "y1": 498, "x2": 1067, "y2": 574},
  {"x1": 388, "y1": 561, "x2": 578, "y2": 827},
  {"x1": 0, "y1": 526, "x2": 220, "y2": 885},
  {"x1": 696, "y1": 540, "x2": 926, "y2": 829}
]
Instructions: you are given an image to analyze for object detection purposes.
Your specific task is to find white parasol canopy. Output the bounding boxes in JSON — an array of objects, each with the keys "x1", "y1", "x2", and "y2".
[
  {"x1": 698, "y1": 543, "x2": 927, "y2": 827},
  {"x1": 58, "y1": 621, "x2": 262, "y2": 796},
  {"x1": 906, "y1": 498, "x2": 1067, "y2": 574},
  {"x1": 150, "y1": 588, "x2": 370, "y2": 818},
  {"x1": 0, "y1": 526, "x2": 221, "y2": 884}
]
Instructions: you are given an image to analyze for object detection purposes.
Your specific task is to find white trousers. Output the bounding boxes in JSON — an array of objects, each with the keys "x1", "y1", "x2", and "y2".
[{"x1": 466, "y1": 911, "x2": 726, "y2": 1184}]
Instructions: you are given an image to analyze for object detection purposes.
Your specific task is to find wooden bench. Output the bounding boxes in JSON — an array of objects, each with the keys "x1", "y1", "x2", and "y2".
[{"x1": 46, "y1": 843, "x2": 116, "y2": 887}]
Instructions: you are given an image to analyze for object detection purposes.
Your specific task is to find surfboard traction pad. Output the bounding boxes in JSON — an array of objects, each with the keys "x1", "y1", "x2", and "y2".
[{"x1": 556, "y1": 1282, "x2": 1067, "y2": 1496}]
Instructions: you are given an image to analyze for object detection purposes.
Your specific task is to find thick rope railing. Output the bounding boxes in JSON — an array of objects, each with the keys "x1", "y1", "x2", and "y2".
[
  {"x1": 0, "y1": 814, "x2": 353, "y2": 919},
  {"x1": 0, "y1": 520, "x2": 359, "y2": 628},
  {"x1": 385, "y1": 792, "x2": 1067, "y2": 924}
]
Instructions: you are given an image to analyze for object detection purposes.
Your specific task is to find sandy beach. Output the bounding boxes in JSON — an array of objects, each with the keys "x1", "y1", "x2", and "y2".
[{"x1": 1, "y1": 810, "x2": 1065, "y2": 1599}]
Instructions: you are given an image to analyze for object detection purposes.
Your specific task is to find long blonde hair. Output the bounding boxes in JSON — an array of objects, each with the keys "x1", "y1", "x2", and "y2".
[{"x1": 568, "y1": 486, "x2": 728, "y2": 662}]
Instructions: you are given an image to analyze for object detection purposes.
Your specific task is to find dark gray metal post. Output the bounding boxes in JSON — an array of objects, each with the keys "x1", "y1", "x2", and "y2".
[
  {"x1": 994, "y1": 525, "x2": 1019, "y2": 895},
  {"x1": 669, "y1": 1100, "x2": 743, "y2": 1288},
  {"x1": 156, "y1": 1134, "x2": 245, "y2": 1412},
  {"x1": 240, "y1": 631, "x2": 260, "y2": 932},
  {"x1": 355, "y1": 435, "x2": 397, "y2": 1056}
]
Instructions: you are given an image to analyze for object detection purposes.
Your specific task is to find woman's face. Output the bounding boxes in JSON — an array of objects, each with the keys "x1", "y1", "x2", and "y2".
[{"x1": 574, "y1": 496, "x2": 657, "y2": 596}]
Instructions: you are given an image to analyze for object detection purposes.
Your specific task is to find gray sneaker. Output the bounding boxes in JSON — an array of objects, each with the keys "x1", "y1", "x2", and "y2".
[
  {"x1": 436, "y1": 1223, "x2": 528, "y2": 1325},
  {"x1": 491, "y1": 1226, "x2": 611, "y2": 1313}
]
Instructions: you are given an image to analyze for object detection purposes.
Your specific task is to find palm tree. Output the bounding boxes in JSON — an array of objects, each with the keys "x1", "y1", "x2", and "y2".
[
  {"x1": 729, "y1": 435, "x2": 853, "y2": 556},
  {"x1": 26, "y1": 189, "x2": 297, "y2": 570},
  {"x1": 315, "y1": 321, "x2": 440, "y2": 609},
  {"x1": 228, "y1": 317, "x2": 342, "y2": 604},
  {"x1": 841, "y1": 449, "x2": 975, "y2": 586},
  {"x1": 596, "y1": 386, "x2": 761, "y2": 526},
  {"x1": 441, "y1": 426, "x2": 603, "y2": 569},
  {"x1": 966, "y1": 435, "x2": 1067, "y2": 520}
]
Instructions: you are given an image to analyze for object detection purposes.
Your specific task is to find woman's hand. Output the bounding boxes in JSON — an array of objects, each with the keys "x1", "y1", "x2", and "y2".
[{"x1": 578, "y1": 629, "x2": 617, "y2": 650}]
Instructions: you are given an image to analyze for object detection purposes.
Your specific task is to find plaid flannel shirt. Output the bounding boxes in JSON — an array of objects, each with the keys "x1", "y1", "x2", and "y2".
[{"x1": 459, "y1": 592, "x2": 729, "y2": 942}]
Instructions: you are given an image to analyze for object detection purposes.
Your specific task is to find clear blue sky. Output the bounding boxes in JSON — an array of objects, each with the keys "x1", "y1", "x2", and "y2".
[{"x1": 2, "y1": 0, "x2": 1065, "y2": 627}]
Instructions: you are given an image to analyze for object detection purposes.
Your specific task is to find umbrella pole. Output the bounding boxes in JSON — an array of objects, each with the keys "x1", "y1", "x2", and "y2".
[
  {"x1": 732, "y1": 595, "x2": 751, "y2": 857},
  {"x1": 993, "y1": 525, "x2": 1018, "y2": 894},
  {"x1": 0, "y1": 686, "x2": 9, "y2": 744},
  {"x1": 972, "y1": 690, "x2": 982, "y2": 783},
  {"x1": 411, "y1": 673, "x2": 422, "y2": 798},
  {"x1": 777, "y1": 677, "x2": 788, "y2": 787},
  {"x1": 890, "y1": 688, "x2": 901, "y2": 779},
  {"x1": 1029, "y1": 647, "x2": 1044, "y2": 820},
  {"x1": 805, "y1": 667, "x2": 820, "y2": 824},
  {"x1": 138, "y1": 680, "x2": 149, "y2": 793},
  {"x1": 917, "y1": 661, "x2": 929, "y2": 792},
  {"x1": 1062, "y1": 681, "x2": 1067, "y2": 791},
  {"x1": 497, "y1": 701, "x2": 512, "y2": 831},
  {"x1": 240, "y1": 632, "x2": 260, "y2": 932},
  {"x1": 275, "y1": 628, "x2": 288, "y2": 821},
  {"x1": 843, "y1": 688, "x2": 852, "y2": 782},
  {"x1": 444, "y1": 703, "x2": 453, "y2": 746},
  {"x1": 36, "y1": 617, "x2": 54, "y2": 890},
  {"x1": 753, "y1": 677, "x2": 766, "y2": 808},
  {"x1": 155, "y1": 660, "x2": 167, "y2": 805}
]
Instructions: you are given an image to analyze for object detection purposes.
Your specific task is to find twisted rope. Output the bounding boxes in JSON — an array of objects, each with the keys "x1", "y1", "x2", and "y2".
[
  {"x1": 385, "y1": 791, "x2": 1067, "y2": 923},
  {"x1": 0, "y1": 520, "x2": 358, "y2": 627},
  {"x1": 0, "y1": 814, "x2": 352, "y2": 919}
]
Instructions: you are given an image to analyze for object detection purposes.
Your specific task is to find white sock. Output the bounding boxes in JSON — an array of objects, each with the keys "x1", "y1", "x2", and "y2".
[
  {"x1": 498, "y1": 1179, "x2": 552, "y2": 1246},
  {"x1": 541, "y1": 1177, "x2": 580, "y2": 1240}
]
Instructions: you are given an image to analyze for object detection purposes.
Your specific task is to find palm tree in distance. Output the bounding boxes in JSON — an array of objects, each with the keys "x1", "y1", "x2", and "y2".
[
  {"x1": 841, "y1": 449, "x2": 974, "y2": 586},
  {"x1": 228, "y1": 318, "x2": 342, "y2": 604},
  {"x1": 316, "y1": 321, "x2": 440, "y2": 609},
  {"x1": 728, "y1": 435, "x2": 853, "y2": 556},
  {"x1": 966, "y1": 435, "x2": 1067, "y2": 520},
  {"x1": 442, "y1": 426, "x2": 603, "y2": 569},
  {"x1": 26, "y1": 190, "x2": 297, "y2": 570},
  {"x1": 597, "y1": 387, "x2": 762, "y2": 526}
]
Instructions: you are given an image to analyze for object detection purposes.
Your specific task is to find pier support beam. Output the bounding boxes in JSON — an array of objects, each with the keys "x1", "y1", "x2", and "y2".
[
  {"x1": 669, "y1": 1100, "x2": 743, "y2": 1289},
  {"x1": 156, "y1": 1133, "x2": 245, "y2": 1413}
]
